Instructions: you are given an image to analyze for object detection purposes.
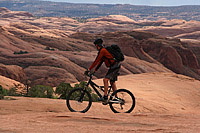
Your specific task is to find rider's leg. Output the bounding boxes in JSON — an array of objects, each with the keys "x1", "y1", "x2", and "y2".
[
  {"x1": 103, "y1": 78, "x2": 109, "y2": 96},
  {"x1": 110, "y1": 81, "x2": 117, "y2": 92},
  {"x1": 110, "y1": 81, "x2": 118, "y2": 97}
]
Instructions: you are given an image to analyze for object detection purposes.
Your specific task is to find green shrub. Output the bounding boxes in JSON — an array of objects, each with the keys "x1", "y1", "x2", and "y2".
[
  {"x1": 14, "y1": 50, "x2": 28, "y2": 54},
  {"x1": 7, "y1": 87, "x2": 18, "y2": 96},
  {"x1": 45, "y1": 46, "x2": 55, "y2": 51},
  {"x1": 73, "y1": 81, "x2": 98, "y2": 102},
  {"x1": 74, "y1": 81, "x2": 90, "y2": 91},
  {"x1": 55, "y1": 81, "x2": 98, "y2": 101},
  {"x1": 91, "y1": 93, "x2": 98, "y2": 102},
  {"x1": 29, "y1": 85, "x2": 54, "y2": 98},
  {"x1": 0, "y1": 85, "x2": 18, "y2": 99},
  {"x1": 0, "y1": 85, "x2": 19, "y2": 96},
  {"x1": 55, "y1": 82, "x2": 73, "y2": 99}
]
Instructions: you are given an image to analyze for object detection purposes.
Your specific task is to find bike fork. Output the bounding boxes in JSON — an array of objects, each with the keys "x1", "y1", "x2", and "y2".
[{"x1": 78, "y1": 89, "x2": 86, "y2": 102}]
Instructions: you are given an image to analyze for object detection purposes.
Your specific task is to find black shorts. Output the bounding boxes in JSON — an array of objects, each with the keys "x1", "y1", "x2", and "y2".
[{"x1": 105, "y1": 62, "x2": 121, "y2": 82}]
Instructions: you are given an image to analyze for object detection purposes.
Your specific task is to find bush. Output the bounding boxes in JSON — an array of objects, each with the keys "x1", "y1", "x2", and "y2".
[
  {"x1": 0, "y1": 86, "x2": 18, "y2": 96},
  {"x1": 29, "y1": 85, "x2": 54, "y2": 98},
  {"x1": 55, "y1": 82, "x2": 73, "y2": 99},
  {"x1": 0, "y1": 85, "x2": 18, "y2": 99},
  {"x1": 73, "y1": 81, "x2": 98, "y2": 102},
  {"x1": 55, "y1": 81, "x2": 98, "y2": 101},
  {"x1": 91, "y1": 93, "x2": 99, "y2": 102},
  {"x1": 7, "y1": 87, "x2": 18, "y2": 96},
  {"x1": 45, "y1": 46, "x2": 55, "y2": 51},
  {"x1": 14, "y1": 50, "x2": 28, "y2": 54},
  {"x1": 74, "y1": 81, "x2": 90, "y2": 91}
]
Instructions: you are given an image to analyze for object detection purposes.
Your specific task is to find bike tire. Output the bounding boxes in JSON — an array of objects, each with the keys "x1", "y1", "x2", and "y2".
[
  {"x1": 109, "y1": 89, "x2": 135, "y2": 113},
  {"x1": 66, "y1": 88, "x2": 92, "y2": 113}
]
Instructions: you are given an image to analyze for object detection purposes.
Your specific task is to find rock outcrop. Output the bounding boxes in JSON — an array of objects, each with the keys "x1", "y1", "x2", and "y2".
[
  {"x1": 141, "y1": 38, "x2": 200, "y2": 79},
  {"x1": 0, "y1": 8, "x2": 199, "y2": 86},
  {"x1": 0, "y1": 7, "x2": 33, "y2": 18},
  {"x1": 0, "y1": 7, "x2": 10, "y2": 13},
  {"x1": 0, "y1": 26, "x2": 4, "y2": 32},
  {"x1": 0, "y1": 64, "x2": 26, "y2": 82},
  {"x1": 70, "y1": 30, "x2": 200, "y2": 80}
]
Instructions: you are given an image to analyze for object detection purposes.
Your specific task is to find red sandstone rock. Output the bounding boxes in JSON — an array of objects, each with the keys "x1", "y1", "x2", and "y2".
[
  {"x1": 0, "y1": 63, "x2": 26, "y2": 82},
  {"x1": 0, "y1": 8, "x2": 199, "y2": 86}
]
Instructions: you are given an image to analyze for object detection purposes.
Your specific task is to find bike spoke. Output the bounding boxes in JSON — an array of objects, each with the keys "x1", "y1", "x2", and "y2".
[
  {"x1": 109, "y1": 89, "x2": 135, "y2": 113},
  {"x1": 68, "y1": 100, "x2": 90, "y2": 112},
  {"x1": 67, "y1": 88, "x2": 92, "y2": 113}
]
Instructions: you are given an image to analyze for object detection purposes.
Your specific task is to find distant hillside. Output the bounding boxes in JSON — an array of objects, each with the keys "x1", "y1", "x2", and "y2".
[
  {"x1": 0, "y1": 0, "x2": 200, "y2": 21},
  {"x1": 0, "y1": 8, "x2": 200, "y2": 86}
]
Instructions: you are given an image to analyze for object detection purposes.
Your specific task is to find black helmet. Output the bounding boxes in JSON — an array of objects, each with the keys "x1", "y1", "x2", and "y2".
[{"x1": 94, "y1": 38, "x2": 103, "y2": 47}]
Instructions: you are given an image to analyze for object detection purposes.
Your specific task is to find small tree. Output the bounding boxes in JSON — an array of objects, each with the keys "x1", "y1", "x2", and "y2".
[
  {"x1": 55, "y1": 82, "x2": 73, "y2": 99},
  {"x1": 74, "y1": 81, "x2": 98, "y2": 102},
  {"x1": 74, "y1": 81, "x2": 91, "y2": 92},
  {"x1": 55, "y1": 81, "x2": 98, "y2": 101},
  {"x1": 29, "y1": 85, "x2": 53, "y2": 98}
]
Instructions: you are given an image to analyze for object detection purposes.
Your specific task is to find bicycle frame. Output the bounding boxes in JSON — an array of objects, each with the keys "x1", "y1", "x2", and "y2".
[
  {"x1": 85, "y1": 74, "x2": 114, "y2": 98},
  {"x1": 67, "y1": 73, "x2": 135, "y2": 113}
]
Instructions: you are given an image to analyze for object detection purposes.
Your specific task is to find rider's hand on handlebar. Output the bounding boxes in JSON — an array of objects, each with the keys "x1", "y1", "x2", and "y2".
[
  {"x1": 84, "y1": 69, "x2": 90, "y2": 76},
  {"x1": 84, "y1": 69, "x2": 96, "y2": 76}
]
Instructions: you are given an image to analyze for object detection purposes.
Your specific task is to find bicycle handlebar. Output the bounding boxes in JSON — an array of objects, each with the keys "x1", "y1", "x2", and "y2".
[{"x1": 84, "y1": 71, "x2": 95, "y2": 78}]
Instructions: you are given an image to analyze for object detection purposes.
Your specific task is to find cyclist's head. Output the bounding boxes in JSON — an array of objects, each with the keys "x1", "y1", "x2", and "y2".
[{"x1": 94, "y1": 38, "x2": 103, "y2": 47}]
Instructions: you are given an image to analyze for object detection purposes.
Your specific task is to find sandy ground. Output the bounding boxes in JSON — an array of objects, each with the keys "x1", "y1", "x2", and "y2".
[{"x1": 0, "y1": 72, "x2": 200, "y2": 133}]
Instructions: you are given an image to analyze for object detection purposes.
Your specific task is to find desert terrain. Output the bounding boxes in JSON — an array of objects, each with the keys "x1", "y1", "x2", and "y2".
[
  {"x1": 0, "y1": 5, "x2": 200, "y2": 133},
  {"x1": 0, "y1": 7, "x2": 200, "y2": 86},
  {"x1": 0, "y1": 72, "x2": 200, "y2": 133}
]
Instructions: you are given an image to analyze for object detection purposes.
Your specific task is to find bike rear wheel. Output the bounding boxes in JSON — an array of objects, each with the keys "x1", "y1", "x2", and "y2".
[
  {"x1": 66, "y1": 88, "x2": 92, "y2": 113},
  {"x1": 109, "y1": 89, "x2": 135, "y2": 113}
]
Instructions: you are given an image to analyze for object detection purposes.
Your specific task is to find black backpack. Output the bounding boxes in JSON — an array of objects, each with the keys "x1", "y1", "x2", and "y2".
[{"x1": 106, "y1": 44, "x2": 124, "y2": 62}]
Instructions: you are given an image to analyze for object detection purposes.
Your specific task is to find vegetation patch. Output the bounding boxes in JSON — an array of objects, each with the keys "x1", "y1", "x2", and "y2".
[
  {"x1": 0, "y1": 82, "x2": 98, "y2": 101},
  {"x1": 55, "y1": 81, "x2": 98, "y2": 102},
  {"x1": 29, "y1": 85, "x2": 54, "y2": 98},
  {"x1": 0, "y1": 85, "x2": 18, "y2": 100},
  {"x1": 45, "y1": 46, "x2": 55, "y2": 51},
  {"x1": 14, "y1": 50, "x2": 29, "y2": 54}
]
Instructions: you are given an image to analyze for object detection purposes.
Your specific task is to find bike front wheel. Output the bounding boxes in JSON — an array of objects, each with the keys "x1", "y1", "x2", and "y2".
[
  {"x1": 109, "y1": 89, "x2": 135, "y2": 113},
  {"x1": 66, "y1": 88, "x2": 92, "y2": 113}
]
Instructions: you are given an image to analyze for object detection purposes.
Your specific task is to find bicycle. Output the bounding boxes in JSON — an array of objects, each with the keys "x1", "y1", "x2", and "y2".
[{"x1": 66, "y1": 72, "x2": 135, "y2": 113}]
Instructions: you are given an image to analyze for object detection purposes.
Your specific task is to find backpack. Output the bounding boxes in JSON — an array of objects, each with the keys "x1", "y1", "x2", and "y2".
[{"x1": 106, "y1": 44, "x2": 124, "y2": 62}]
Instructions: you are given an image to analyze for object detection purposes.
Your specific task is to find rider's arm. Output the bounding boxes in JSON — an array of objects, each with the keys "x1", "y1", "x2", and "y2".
[
  {"x1": 95, "y1": 61, "x2": 103, "y2": 71},
  {"x1": 88, "y1": 49, "x2": 105, "y2": 71}
]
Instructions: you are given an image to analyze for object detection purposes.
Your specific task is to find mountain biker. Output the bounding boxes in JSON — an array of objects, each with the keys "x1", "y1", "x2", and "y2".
[{"x1": 85, "y1": 38, "x2": 121, "y2": 104}]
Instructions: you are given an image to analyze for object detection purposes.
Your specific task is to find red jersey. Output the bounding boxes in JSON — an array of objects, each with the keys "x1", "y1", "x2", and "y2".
[{"x1": 89, "y1": 47, "x2": 115, "y2": 71}]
